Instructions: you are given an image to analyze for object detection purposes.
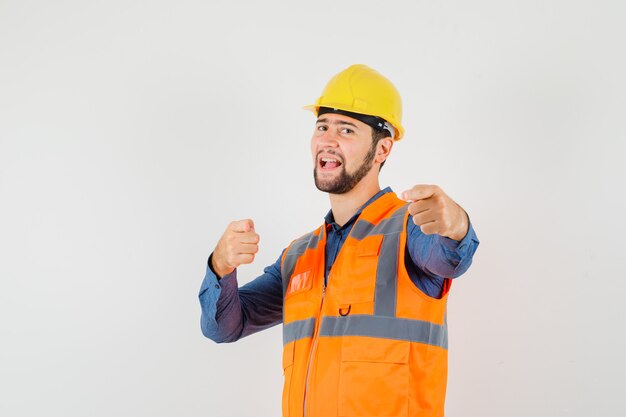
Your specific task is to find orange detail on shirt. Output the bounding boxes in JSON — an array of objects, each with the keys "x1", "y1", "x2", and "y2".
[{"x1": 286, "y1": 271, "x2": 312, "y2": 296}]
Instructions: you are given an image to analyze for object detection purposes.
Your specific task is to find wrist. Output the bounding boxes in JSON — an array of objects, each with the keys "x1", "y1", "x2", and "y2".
[
  {"x1": 210, "y1": 253, "x2": 234, "y2": 278},
  {"x1": 448, "y1": 209, "x2": 469, "y2": 241}
]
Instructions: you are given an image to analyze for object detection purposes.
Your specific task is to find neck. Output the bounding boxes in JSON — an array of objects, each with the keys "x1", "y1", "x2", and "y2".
[{"x1": 329, "y1": 174, "x2": 381, "y2": 227}]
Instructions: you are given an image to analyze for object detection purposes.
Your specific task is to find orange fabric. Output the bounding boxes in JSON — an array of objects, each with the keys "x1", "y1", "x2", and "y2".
[{"x1": 281, "y1": 192, "x2": 450, "y2": 417}]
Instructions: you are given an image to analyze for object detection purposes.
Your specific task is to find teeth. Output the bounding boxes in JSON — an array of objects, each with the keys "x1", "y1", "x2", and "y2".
[{"x1": 321, "y1": 158, "x2": 338, "y2": 162}]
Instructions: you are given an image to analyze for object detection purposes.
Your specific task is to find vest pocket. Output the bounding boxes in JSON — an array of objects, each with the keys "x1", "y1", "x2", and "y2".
[
  {"x1": 338, "y1": 337, "x2": 409, "y2": 417},
  {"x1": 282, "y1": 342, "x2": 295, "y2": 417},
  {"x1": 285, "y1": 270, "x2": 313, "y2": 299},
  {"x1": 343, "y1": 236, "x2": 383, "y2": 304}
]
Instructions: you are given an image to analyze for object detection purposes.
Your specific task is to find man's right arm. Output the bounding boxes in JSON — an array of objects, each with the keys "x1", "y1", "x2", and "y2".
[{"x1": 199, "y1": 245, "x2": 285, "y2": 343}]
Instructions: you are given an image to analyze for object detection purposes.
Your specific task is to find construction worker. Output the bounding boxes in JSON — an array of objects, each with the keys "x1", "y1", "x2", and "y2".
[{"x1": 199, "y1": 64, "x2": 479, "y2": 417}]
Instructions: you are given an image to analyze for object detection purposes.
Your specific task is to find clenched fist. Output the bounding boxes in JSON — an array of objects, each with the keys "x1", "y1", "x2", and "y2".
[
  {"x1": 211, "y1": 219, "x2": 260, "y2": 278},
  {"x1": 402, "y1": 185, "x2": 469, "y2": 241}
]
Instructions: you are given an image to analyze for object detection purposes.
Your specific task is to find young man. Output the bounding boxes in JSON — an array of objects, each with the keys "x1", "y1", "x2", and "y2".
[{"x1": 199, "y1": 64, "x2": 479, "y2": 417}]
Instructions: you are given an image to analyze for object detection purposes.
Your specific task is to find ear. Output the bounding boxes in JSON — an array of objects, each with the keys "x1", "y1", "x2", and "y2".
[{"x1": 375, "y1": 137, "x2": 394, "y2": 164}]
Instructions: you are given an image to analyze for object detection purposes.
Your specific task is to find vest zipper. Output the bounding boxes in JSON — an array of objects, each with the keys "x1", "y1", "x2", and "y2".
[{"x1": 303, "y1": 283, "x2": 326, "y2": 417}]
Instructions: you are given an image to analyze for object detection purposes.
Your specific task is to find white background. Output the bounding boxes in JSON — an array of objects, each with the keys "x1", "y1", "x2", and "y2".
[{"x1": 1, "y1": 1, "x2": 625, "y2": 416}]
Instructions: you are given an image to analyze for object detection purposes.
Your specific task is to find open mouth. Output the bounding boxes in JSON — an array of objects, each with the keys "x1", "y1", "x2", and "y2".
[{"x1": 319, "y1": 156, "x2": 343, "y2": 170}]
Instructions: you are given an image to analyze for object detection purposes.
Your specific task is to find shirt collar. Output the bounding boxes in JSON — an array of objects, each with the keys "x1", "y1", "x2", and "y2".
[{"x1": 324, "y1": 186, "x2": 393, "y2": 231}]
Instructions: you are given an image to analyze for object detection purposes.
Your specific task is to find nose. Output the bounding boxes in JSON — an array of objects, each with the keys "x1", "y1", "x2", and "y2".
[{"x1": 315, "y1": 128, "x2": 339, "y2": 148}]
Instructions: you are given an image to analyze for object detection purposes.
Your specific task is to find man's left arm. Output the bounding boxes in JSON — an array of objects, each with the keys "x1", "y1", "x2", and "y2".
[{"x1": 402, "y1": 185, "x2": 480, "y2": 278}]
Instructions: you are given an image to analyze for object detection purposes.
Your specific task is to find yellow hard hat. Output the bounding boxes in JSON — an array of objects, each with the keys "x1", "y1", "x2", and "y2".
[{"x1": 304, "y1": 64, "x2": 404, "y2": 140}]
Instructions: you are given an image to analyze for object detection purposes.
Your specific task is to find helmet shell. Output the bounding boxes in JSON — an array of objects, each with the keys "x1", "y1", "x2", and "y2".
[{"x1": 304, "y1": 64, "x2": 404, "y2": 140}]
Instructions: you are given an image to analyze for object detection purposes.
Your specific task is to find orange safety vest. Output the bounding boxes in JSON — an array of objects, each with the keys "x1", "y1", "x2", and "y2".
[{"x1": 280, "y1": 192, "x2": 451, "y2": 417}]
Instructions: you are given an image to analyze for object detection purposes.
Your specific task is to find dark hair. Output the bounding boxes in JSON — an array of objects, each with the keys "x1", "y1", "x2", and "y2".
[{"x1": 372, "y1": 128, "x2": 392, "y2": 171}]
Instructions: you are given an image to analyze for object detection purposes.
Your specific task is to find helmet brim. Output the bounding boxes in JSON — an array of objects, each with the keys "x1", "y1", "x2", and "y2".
[{"x1": 302, "y1": 104, "x2": 404, "y2": 141}]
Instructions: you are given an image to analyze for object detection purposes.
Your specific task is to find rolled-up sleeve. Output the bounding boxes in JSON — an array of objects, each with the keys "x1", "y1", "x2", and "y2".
[
  {"x1": 199, "y1": 252, "x2": 284, "y2": 343},
  {"x1": 407, "y1": 220, "x2": 480, "y2": 280}
]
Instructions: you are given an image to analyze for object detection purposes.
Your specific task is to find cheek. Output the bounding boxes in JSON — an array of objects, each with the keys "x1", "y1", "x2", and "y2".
[{"x1": 344, "y1": 143, "x2": 366, "y2": 164}]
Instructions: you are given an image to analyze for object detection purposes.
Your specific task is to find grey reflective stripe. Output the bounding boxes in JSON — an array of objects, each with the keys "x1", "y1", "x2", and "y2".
[
  {"x1": 350, "y1": 204, "x2": 408, "y2": 241},
  {"x1": 374, "y1": 232, "x2": 400, "y2": 317},
  {"x1": 319, "y1": 315, "x2": 448, "y2": 349},
  {"x1": 283, "y1": 317, "x2": 316, "y2": 345},
  {"x1": 281, "y1": 229, "x2": 323, "y2": 296},
  {"x1": 281, "y1": 234, "x2": 310, "y2": 295},
  {"x1": 350, "y1": 219, "x2": 375, "y2": 241},
  {"x1": 443, "y1": 310, "x2": 448, "y2": 349},
  {"x1": 370, "y1": 206, "x2": 407, "y2": 317}
]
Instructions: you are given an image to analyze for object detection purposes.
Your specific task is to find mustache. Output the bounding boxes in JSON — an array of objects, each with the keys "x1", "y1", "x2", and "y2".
[{"x1": 316, "y1": 149, "x2": 344, "y2": 163}]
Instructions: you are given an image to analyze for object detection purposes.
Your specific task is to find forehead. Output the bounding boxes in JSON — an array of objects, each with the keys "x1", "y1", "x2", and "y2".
[{"x1": 315, "y1": 112, "x2": 369, "y2": 130}]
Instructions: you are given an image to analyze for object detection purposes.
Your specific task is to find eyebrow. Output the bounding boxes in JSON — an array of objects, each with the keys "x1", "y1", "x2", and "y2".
[{"x1": 316, "y1": 118, "x2": 359, "y2": 129}]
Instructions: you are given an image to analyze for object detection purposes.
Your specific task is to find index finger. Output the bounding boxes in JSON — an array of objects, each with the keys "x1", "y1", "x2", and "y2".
[{"x1": 402, "y1": 185, "x2": 438, "y2": 202}]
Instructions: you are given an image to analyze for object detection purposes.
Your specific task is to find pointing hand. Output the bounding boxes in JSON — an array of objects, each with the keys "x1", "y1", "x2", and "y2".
[{"x1": 402, "y1": 185, "x2": 469, "y2": 241}]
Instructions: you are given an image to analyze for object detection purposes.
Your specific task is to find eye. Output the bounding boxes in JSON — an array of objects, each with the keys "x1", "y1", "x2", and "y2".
[
  {"x1": 316, "y1": 125, "x2": 328, "y2": 132},
  {"x1": 340, "y1": 127, "x2": 354, "y2": 134}
]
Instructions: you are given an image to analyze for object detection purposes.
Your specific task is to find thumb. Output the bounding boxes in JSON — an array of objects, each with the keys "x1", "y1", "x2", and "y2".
[{"x1": 232, "y1": 219, "x2": 255, "y2": 233}]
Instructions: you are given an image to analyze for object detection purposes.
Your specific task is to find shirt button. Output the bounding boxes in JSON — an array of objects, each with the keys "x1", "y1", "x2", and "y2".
[{"x1": 214, "y1": 284, "x2": 220, "y2": 289}]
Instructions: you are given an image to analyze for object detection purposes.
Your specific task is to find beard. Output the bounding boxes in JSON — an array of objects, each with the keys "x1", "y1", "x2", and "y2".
[{"x1": 313, "y1": 144, "x2": 377, "y2": 194}]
